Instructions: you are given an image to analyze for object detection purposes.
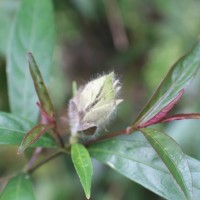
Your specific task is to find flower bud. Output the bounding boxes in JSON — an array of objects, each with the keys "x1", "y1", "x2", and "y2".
[{"x1": 68, "y1": 72, "x2": 122, "y2": 138}]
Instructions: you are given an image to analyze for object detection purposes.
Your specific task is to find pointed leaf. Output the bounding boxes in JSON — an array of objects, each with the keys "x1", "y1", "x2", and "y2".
[
  {"x1": 7, "y1": 0, "x2": 55, "y2": 123},
  {"x1": 134, "y1": 40, "x2": 200, "y2": 127},
  {"x1": 27, "y1": 52, "x2": 55, "y2": 120},
  {"x1": 18, "y1": 124, "x2": 54, "y2": 154},
  {"x1": 71, "y1": 143, "x2": 93, "y2": 199},
  {"x1": 0, "y1": 174, "x2": 35, "y2": 200},
  {"x1": 0, "y1": 112, "x2": 56, "y2": 147},
  {"x1": 89, "y1": 138, "x2": 196, "y2": 200},
  {"x1": 141, "y1": 128, "x2": 192, "y2": 199}
]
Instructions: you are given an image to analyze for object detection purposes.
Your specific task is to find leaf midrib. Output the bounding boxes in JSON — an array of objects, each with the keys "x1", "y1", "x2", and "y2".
[
  {"x1": 89, "y1": 148, "x2": 168, "y2": 174},
  {"x1": 144, "y1": 130, "x2": 191, "y2": 199},
  {"x1": 76, "y1": 145, "x2": 89, "y2": 195},
  {"x1": 15, "y1": 175, "x2": 23, "y2": 200}
]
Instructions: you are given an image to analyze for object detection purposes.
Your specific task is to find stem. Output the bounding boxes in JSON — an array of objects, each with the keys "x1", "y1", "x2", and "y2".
[
  {"x1": 27, "y1": 150, "x2": 65, "y2": 174},
  {"x1": 37, "y1": 102, "x2": 65, "y2": 148},
  {"x1": 27, "y1": 147, "x2": 43, "y2": 169},
  {"x1": 158, "y1": 113, "x2": 200, "y2": 123},
  {"x1": 37, "y1": 102, "x2": 54, "y2": 124},
  {"x1": 53, "y1": 127, "x2": 65, "y2": 148},
  {"x1": 85, "y1": 125, "x2": 137, "y2": 146}
]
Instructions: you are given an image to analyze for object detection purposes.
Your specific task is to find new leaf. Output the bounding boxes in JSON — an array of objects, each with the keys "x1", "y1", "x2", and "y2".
[
  {"x1": 134, "y1": 40, "x2": 200, "y2": 128},
  {"x1": 17, "y1": 124, "x2": 54, "y2": 154},
  {"x1": 0, "y1": 112, "x2": 56, "y2": 147},
  {"x1": 71, "y1": 143, "x2": 93, "y2": 199},
  {"x1": 27, "y1": 52, "x2": 55, "y2": 121}
]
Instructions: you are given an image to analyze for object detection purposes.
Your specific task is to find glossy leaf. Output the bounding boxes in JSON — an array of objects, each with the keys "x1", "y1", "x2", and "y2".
[
  {"x1": 7, "y1": 0, "x2": 55, "y2": 123},
  {"x1": 0, "y1": 112, "x2": 56, "y2": 147},
  {"x1": 18, "y1": 124, "x2": 54, "y2": 154},
  {"x1": 0, "y1": 174, "x2": 35, "y2": 200},
  {"x1": 88, "y1": 138, "x2": 199, "y2": 200},
  {"x1": 134, "y1": 40, "x2": 200, "y2": 127},
  {"x1": 71, "y1": 143, "x2": 93, "y2": 199},
  {"x1": 141, "y1": 128, "x2": 192, "y2": 199},
  {"x1": 27, "y1": 52, "x2": 55, "y2": 120}
]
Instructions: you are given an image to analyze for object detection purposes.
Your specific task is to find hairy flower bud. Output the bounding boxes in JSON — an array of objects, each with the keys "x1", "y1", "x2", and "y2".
[{"x1": 68, "y1": 72, "x2": 122, "y2": 139}]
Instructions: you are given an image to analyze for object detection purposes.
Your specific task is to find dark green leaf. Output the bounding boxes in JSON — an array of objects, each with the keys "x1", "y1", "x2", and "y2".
[
  {"x1": 18, "y1": 124, "x2": 54, "y2": 154},
  {"x1": 27, "y1": 52, "x2": 54, "y2": 120},
  {"x1": 0, "y1": 112, "x2": 56, "y2": 147},
  {"x1": 88, "y1": 138, "x2": 197, "y2": 200},
  {"x1": 134, "y1": 40, "x2": 200, "y2": 127},
  {"x1": 0, "y1": 174, "x2": 35, "y2": 200},
  {"x1": 7, "y1": 0, "x2": 55, "y2": 123},
  {"x1": 141, "y1": 128, "x2": 192, "y2": 199},
  {"x1": 71, "y1": 143, "x2": 93, "y2": 199}
]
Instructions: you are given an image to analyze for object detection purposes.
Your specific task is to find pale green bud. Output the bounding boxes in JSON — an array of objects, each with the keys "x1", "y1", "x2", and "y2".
[{"x1": 68, "y1": 72, "x2": 123, "y2": 138}]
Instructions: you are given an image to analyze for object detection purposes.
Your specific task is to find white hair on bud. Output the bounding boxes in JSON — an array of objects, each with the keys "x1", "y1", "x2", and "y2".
[{"x1": 68, "y1": 71, "x2": 123, "y2": 141}]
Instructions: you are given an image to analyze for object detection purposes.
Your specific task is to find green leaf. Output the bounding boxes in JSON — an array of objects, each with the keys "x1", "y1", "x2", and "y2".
[
  {"x1": 88, "y1": 138, "x2": 197, "y2": 200},
  {"x1": 71, "y1": 143, "x2": 93, "y2": 199},
  {"x1": 0, "y1": 174, "x2": 35, "y2": 200},
  {"x1": 134, "y1": 40, "x2": 200, "y2": 127},
  {"x1": 27, "y1": 52, "x2": 55, "y2": 120},
  {"x1": 0, "y1": 112, "x2": 56, "y2": 147},
  {"x1": 7, "y1": 0, "x2": 55, "y2": 123},
  {"x1": 141, "y1": 128, "x2": 192, "y2": 199},
  {"x1": 18, "y1": 124, "x2": 54, "y2": 154},
  {"x1": 72, "y1": 81, "x2": 78, "y2": 97},
  {"x1": 0, "y1": 0, "x2": 17, "y2": 56}
]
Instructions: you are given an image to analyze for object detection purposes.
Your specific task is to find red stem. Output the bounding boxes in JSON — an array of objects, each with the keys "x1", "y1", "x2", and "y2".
[
  {"x1": 37, "y1": 102, "x2": 64, "y2": 147},
  {"x1": 37, "y1": 102, "x2": 54, "y2": 124},
  {"x1": 84, "y1": 126, "x2": 136, "y2": 146},
  {"x1": 158, "y1": 113, "x2": 200, "y2": 123}
]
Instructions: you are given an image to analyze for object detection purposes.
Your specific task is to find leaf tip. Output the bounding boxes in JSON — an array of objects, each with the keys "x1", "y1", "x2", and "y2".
[
  {"x1": 26, "y1": 51, "x2": 33, "y2": 60},
  {"x1": 26, "y1": 52, "x2": 35, "y2": 67},
  {"x1": 17, "y1": 146, "x2": 24, "y2": 155},
  {"x1": 27, "y1": 51, "x2": 32, "y2": 55},
  {"x1": 86, "y1": 193, "x2": 91, "y2": 199}
]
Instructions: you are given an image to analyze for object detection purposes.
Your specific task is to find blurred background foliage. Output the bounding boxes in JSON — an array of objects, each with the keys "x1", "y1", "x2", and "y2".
[{"x1": 0, "y1": 0, "x2": 200, "y2": 199}]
